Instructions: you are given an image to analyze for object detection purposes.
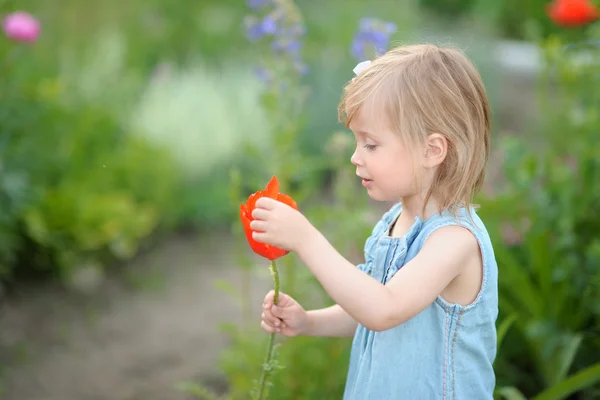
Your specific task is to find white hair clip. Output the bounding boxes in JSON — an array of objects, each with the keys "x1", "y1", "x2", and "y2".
[{"x1": 353, "y1": 60, "x2": 372, "y2": 76}]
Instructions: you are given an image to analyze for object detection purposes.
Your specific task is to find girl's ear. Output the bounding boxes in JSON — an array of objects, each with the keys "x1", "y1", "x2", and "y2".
[{"x1": 423, "y1": 133, "x2": 448, "y2": 168}]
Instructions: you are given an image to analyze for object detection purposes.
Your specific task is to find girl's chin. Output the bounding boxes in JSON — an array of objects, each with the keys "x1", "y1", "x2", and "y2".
[
  {"x1": 365, "y1": 187, "x2": 386, "y2": 201},
  {"x1": 366, "y1": 187, "x2": 399, "y2": 202}
]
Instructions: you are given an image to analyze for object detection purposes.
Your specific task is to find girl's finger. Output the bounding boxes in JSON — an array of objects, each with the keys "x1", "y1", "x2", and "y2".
[
  {"x1": 252, "y1": 231, "x2": 268, "y2": 243},
  {"x1": 262, "y1": 311, "x2": 281, "y2": 327},
  {"x1": 251, "y1": 208, "x2": 269, "y2": 221},
  {"x1": 250, "y1": 220, "x2": 267, "y2": 232},
  {"x1": 261, "y1": 320, "x2": 280, "y2": 334},
  {"x1": 255, "y1": 197, "x2": 277, "y2": 210},
  {"x1": 279, "y1": 325, "x2": 296, "y2": 337}
]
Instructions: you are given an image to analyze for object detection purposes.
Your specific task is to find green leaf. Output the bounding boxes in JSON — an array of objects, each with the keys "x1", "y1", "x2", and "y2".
[
  {"x1": 497, "y1": 314, "x2": 517, "y2": 350},
  {"x1": 533, "y1": 362, "x2": 600, "y2": 400},
  {"x1": 552, "y1": 334, "x2": 583, "y2": 385},
  {"x1": 529, "y1": 232, "x2": 553, "y2": 300},
  {"x1": 495, "y1": 386, "x2": 528, "y2": 400},
  {"x1": 495, "y1": 244, "x2": 542, "y2": 318}
]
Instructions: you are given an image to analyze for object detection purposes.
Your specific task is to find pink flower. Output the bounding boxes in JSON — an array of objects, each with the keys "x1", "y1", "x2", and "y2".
[{"x1": 3, "y1": 11, "x2": 41, "y2": 43}]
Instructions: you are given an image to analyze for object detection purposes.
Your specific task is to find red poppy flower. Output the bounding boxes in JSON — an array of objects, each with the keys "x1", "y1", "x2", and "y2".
[
  {"x1": 239, "y1": 176, "x2": 298, "y2": 260},
  {"x1": 547, "y1": 0, "x2": 600, "y2": 27}
]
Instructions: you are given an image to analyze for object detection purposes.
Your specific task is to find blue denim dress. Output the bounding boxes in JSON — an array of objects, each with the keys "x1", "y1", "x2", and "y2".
[{"x1": 343, "y1": 202, "x2": 498, "y2": 400}]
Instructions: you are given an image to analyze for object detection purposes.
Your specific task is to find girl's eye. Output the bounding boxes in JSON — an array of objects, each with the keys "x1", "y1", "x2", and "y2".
[{"x1": 364, "y1": 144, "x2": 377, "y2": 151}]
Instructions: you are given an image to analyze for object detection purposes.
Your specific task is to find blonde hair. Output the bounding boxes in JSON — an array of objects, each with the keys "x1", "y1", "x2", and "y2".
[{"x1": 338, "y1": 43, "x2": 491, "y2": 216}]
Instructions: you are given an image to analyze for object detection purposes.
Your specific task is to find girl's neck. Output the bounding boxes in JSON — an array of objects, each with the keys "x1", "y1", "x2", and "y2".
[
  {"x1": 399, "y1": 193, "x2": 440, "y2": 222},
  {"x1": 390, "y1": 196, "x2": 440, "y2": 238}
]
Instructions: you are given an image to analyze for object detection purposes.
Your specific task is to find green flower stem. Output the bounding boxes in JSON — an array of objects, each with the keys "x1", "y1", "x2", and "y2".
[{"x1": 256, "y1": 259, "x2": 280, "y2": 400}]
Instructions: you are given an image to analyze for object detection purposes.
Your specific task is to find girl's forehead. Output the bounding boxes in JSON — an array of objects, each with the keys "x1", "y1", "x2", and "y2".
[{"x1": 350, "y1": 101, "x2": 393, "y2": 134}]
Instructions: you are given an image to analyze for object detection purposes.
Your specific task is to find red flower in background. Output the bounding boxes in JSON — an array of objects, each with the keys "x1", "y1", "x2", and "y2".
[
  {"x1": 547, "y1": 0, "x2": 600, "y2": 26},
  {"x1": 240, "y1": 176, "x2": 298, "y2": 260}
]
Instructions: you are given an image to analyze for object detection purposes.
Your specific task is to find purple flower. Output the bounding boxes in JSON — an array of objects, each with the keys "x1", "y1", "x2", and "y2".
[
  {"x1": 244, "y1": 14, "x2": 278, "y2": 41},
  {"x1": 272, "y1": 37, "x2": 302, "y2": 53},
  {"x1": 244, "y1": 0, "x2": 308, "y2": 81},
  {"x1": 2, "y1": 11, "x2": 41, "y2": 43},
  {"x1": 260, "y1": 15, "x2": 277, "y2": 34},
  {"x1": 351, "y1": 17, "x2": 397, "y2": 61},
  {"x1": 244, "y1": 16, "x2": 260, "y2": 41}
]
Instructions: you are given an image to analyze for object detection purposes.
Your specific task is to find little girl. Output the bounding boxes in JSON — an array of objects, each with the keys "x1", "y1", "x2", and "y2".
[{"x1": 249, "y1": 43, "x2": 498, "y2": 399}]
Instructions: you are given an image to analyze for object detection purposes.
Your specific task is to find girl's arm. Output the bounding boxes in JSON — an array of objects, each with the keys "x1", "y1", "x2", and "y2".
[
  {"x1": 297, "y1": 225, "x2": 477, "y2": 332},
  {"x1": 250, "y1": 197, "x2": 477, "y2": 333},
  {"x1": 305, "y1": 304, "x2": 358, "y2": 337}
]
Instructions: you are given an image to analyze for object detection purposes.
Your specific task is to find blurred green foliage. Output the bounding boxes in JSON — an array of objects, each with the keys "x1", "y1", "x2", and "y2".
[
  {"x1": 0, "y1": 0, "x2": 278, "y2": 283},
  {"x1": 480, "y1": 27, "x2": 600, "y2": 399},
  {"x1": 420, "y1": 0, "x2": 600, "y2": 42},
  {"x1": 0, "y1": 39, "x2": 180, "y2": 281}
]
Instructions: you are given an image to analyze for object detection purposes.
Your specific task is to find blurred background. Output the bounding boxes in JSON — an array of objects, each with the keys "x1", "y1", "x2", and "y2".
[{"x1": 0, "y1": 0, "x2": 599, "y2": 399}]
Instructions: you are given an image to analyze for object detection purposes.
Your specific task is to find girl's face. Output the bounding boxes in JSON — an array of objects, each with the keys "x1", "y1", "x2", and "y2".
[{"x1": 349, "y1": 101, "x2": 425, "y2": 202}]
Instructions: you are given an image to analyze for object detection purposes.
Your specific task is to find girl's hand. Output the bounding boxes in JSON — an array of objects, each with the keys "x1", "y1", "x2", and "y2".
[
  {"x1": 261, "y1": 290, "x2": 308, "y2": 337},
  {"x1": 250, "y1": 197, "x2": 317, "y2": 254}
]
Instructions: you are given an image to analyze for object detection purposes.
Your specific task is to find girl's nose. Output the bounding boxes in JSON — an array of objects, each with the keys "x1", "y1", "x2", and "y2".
[{"x1": 350, "y1": 149, "x2": 362, "y2": 166}]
